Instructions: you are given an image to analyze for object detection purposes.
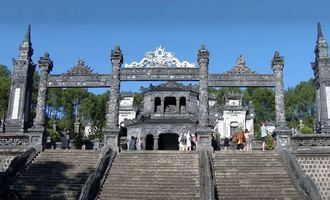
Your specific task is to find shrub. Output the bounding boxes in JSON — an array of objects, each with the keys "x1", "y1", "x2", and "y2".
[
  {"x1": 266, "y1": 134, "x2": 275, "y2": 150},
  {"x1": 300, "y1": 126, "x2": 314, "y2": 134},
  {"x1": 47, "y1": 128, "x2": 60, "y2": 142}
]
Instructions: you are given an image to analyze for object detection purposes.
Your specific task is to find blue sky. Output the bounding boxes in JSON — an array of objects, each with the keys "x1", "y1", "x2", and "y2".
[{"x1": 1, "y1": 0, "x2": 330, "y2": 92}]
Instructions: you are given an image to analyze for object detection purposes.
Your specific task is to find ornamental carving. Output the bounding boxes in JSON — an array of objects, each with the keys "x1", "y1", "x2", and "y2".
[
  {"x1": 66, "y1": 59, "x2": 94, "y2": 75},
  {"x1": 227, "y1": 55, "x2": 256, "y2": 74},
  {"x1": 124, "y1": 46, "x2": 196, "y2": 68},
  {"x1": 0, "y1": 137, "x2": 29, "y2": 146},
  {"x1": 292, "y1": 135, "x2": 330, "y2": 147}
]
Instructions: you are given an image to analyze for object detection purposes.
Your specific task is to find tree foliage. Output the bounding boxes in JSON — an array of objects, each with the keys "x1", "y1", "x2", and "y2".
[
  {"x1": 285, "y1": 79, "x2": 315, "y2": 129},
  {"x1": 0, "y1": 64, "x2": 11, "y2": 119}
]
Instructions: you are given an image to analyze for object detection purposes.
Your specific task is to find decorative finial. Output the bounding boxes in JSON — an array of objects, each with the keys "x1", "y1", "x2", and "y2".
[
  {"x1": 272, "y1": 51, "x2": 284, "y2": 66},
  {"x1": 38, "y1": 52, "x2": 53, "y2": 73},
  {"x1": 111, "y1": 45, "x2": 123, "y2": 64},
  {"x1": 318, "y1": 22, "x2": 324, "y2": 40},
  {"x1": 236, "y1": 55, "x2": 246, "y2": 66},
  {"x1": 25, "y1": 25, "x2": 31, "y2": 43},
  {"x1": 198, "y1": 45, "x2": 209, "y2": 63}
]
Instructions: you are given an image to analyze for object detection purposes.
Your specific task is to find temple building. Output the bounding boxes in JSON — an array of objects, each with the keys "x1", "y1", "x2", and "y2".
[
  {"x1": 121, "y1": 81, "x2": 255, "y2": 150},
  {"x1": 212, "y1": 93, "x2": 255, "y2": 139}
]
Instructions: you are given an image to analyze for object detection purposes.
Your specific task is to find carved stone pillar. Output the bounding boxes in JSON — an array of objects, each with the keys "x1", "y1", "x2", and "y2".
[
  {"x1": 105, "y1": 46, "x2": 123, "y2": 150},
  {"x1": 312, "y1": 23, "x2": 330, "y2": 134},
  {"x1": 34, "y1": 53, "x2": 53, "y2": 128},
  {"x1": 272, "y1": 51, "x2": 291, "y2": 149},
  {"x1": 153, "y1": 136, "x2": 159, "y2": 150},
  {"x1": 5, "y1": 25, "x2": 35, "y2": 133},
  {"x1": 198, "y1": 45, "x2": 210, "y2": 128},
  {"x1": 176, "y1": 99, "x2": 180, "y2": 113},
  {"x1": 107, "y1": 46, "x2": 123, "y2": 129},
  {"x1": 196, "y1": 45, "x2": 212, "y2": 150}
]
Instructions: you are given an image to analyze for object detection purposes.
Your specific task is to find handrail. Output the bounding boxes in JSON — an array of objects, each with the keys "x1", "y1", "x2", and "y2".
[
  {"x1": 198, "y1": 149, "x2": 215, "y2": 200},
  {"x1": 0, "y1": 147, "x2": 38, "y2": 196},
  {"x1": 207, "y1": 150, "x2": 219, "y2": 200},
  {"x1": 278, "y1": 149, "x2": 322, "y2": 200},
  {"x1": 79, "y1": 145, "x2": 117, "y2": 200}
]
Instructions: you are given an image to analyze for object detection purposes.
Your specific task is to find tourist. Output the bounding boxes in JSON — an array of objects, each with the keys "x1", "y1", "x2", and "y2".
[
  {"x1": 236, "y1": 129, "x2": 244, "y2": 150},
  {"x1": 194, "y1": 133, "x2": 199, "y2": 150},
  {"x1": 186, "y1": 131, "x2": 192, "y2": 151},
  {"x1": 191, "y1": 133, "x2": 196, "y2": 150},
  {"x1": 261, "y1": 122, "x2": 267, "y2": 151},
  {"x1": 129, "y1": 136, "x2": 137, "y2": 150},
  {"x1": 120, "y1": 139, "x2": 128, "y2": 151},
  {"x1": 215, "y1": 131, "x2": 221, "y2": 151},
  {"x1": 179, "y1": 133, "x2": 187, "y2": 151},
  {"x1": 136, "y1": 136, "x2": 141, "y2": 150},
  {"x1": 178, "y1": 133, "x2": 183, "y2": 150},
  {"x1": 211, "y1": 132, "x2": 217, "y2": 152},
  {"x1": 140, "y1": 137, "x2": 145, "y2": 150},
  {"x1": 224, "y1": 137, "x2": 230, "y2": 151},
  {"x1": 244, "y1": 129, "x2": 251, "y2": 151}
]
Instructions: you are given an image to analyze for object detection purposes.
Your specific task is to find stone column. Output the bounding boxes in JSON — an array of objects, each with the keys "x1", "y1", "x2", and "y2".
[
  {"x1": 197, "y1": 45, "x2": 212, "y2": 150},
  {"x1": 34, "y1": 53, "x2": 53, "y2": 128},
  {"x1": 176, "y1": 99, "x2": 180, "y2": 113},
  {"x1": 153, "y1": 136, "x2": 159, "y2": 150},
  {"x1": 161, "y1": 98, "x2": 165, "y2": 115},
  {"x1": 198, "y1": 45, "x2": 210, "y2": 127},
  {"x1": 104, "y1": 46, "x2": 123, "y2": 150},
  {"x1": 272, "y1": 51, "x2": 291, "y2": 149}
]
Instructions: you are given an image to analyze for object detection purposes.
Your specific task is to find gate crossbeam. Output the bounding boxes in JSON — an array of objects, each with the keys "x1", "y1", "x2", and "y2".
[
  {"x1": 208, "y1": 73, "x2": 275, "y2": 87},
  {"x1": 47, "y1": 74, "x2": 112, "y2": 88}
]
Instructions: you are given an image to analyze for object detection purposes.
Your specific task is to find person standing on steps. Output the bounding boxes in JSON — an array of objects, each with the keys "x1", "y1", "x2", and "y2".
[
  {"x1": 244, "y1": 129, "x2": 251, "y2": 151},
  {"x1": 179, "y1": 133, "x2": 187, "y2": 151},
  {"x1": 236, "y1": 129, "x2": 244, "y2": 150},
  {"x1": 261, "y1": 121, "x2": 267, "y2": 151},
  {"x1": 129, "y1": 136, "x2": 137, "y2": 150},
  {"x1": 186, "y1": 130, "x2": 192, "y2": 151}
]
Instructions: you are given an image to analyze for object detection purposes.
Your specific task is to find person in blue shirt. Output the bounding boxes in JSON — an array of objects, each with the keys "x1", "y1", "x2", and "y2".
[{"x1": 261, "y1": 121, "x2": 267, "y2": 151}]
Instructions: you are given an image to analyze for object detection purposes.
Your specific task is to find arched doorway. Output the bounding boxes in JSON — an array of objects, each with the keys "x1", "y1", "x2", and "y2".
[
  {"x1": 158, "y1": 133, "x2": 179, "y2": 150},
  {"x1": 230, "y1": 121, "x2": 239, "y2": 138},
  {"x1": 145, "y1": 134, "x2": 154, "y2": 150}
]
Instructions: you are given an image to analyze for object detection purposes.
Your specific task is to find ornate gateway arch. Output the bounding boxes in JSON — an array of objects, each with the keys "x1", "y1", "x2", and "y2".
[{"x1": 1, "y1": 27, "x2": 290, "y2": 150}]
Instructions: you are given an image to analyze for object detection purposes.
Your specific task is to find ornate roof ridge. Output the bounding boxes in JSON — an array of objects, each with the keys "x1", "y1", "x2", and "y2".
[
  {"x1": 226, "y1": 55, "x2": 256, "y2": 74},
  {"x1": 66, "y1": 59, "x2": 95, "y2": 75},
  {"x1": 141, "y1": 81, "x2": 199, "y2": 92},
  {"x1": 124, "y1": 46, "x2": 196, "y2": 68}
]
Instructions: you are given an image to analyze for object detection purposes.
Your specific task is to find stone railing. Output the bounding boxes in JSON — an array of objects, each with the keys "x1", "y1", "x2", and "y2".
[
  {"x1": 0, "y1": 134, "x2": 29, "y2": 146},
  {"x1": 0, "y1": 147, "x2": 38, "y2": 196},
  {"x1": 278, "y1": 149, "x2": 322, "y2": 200},
  {"x1": 198, "y1": 149, "x2": 215, "y2": 200},
  {"x1": 292, "y1": 134, "x2": 330, "y2": 150},
  {"x1": 79, "y1": 146, "x2": 116, "y2": 200}
]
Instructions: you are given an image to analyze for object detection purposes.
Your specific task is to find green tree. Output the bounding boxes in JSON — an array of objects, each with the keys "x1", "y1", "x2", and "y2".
[
  {"x1": 285, "y1": 79, "x2": 315, "y2": 129},
  {"x1": 243, "y1": 87, "x2": 275, "y2": 138},
  {"x1": 134, "y1": 93, "x2": 144, "y2": 108},
  {"x1": 0, "y1": 64, "x2": 11, "y2": 119},
  {"x1": 209, "y1": 87, "x2": 241, "y2": 105}
]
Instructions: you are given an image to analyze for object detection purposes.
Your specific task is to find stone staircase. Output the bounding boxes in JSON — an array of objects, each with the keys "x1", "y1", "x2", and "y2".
[
  {"x1": 12, "y1": 149, "x2": 101, "y2": 200},
  {"x1": 99, "y1": 151, "x2": 200, "y2": 200},
  {"x1": 213, "y1": 151, "x2": 306, "y2": 200}
]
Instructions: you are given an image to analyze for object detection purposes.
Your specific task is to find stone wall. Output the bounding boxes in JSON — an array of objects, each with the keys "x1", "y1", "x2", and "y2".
[{"x1": 295, "y1": 151, "x2": 330, "y2": 200}]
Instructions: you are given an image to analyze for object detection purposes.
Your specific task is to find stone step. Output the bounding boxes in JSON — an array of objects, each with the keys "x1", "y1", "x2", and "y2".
[
  {"x1": 218, "y1": 195, "x2": 302, "y2": 200},
  {"x1": 99, "y1": 194, "x2": 200, "y2": 200},
  {"x1": 99, "y1": 191, "x2": 200, "y2": 197},
  {"x1": 103, "y1": 183, "x2": 199, "y2": 188}
]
